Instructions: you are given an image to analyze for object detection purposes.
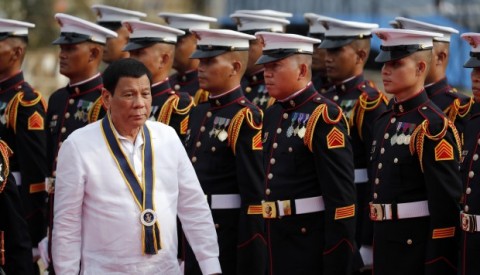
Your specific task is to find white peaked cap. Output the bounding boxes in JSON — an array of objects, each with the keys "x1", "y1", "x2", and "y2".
[
  {"x1": 230, "y1": 13, "x2": 289, "y2": 33},
  {"x1": 158, "y1": 13, "x2": 217, "y2": 30},
  {"x1": 91, "y1": 5, "x2": 146, "y2": 23},
  {"x1": 394, "y1": 17, "x2": 458, "y2": 42},
  {"x1": 53, "y1": 13, "x2": 117, "y2": 45}
]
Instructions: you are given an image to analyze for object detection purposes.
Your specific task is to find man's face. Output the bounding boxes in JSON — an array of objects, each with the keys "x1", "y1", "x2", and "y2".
[
  {"x1": 246, "y1": 38, "x2": 263, "y2": 75},
  {"x1": 471, "y1": 67, "x2": 480, "y2": 103},
  {"x1": 312, "y1": 46, "x2": 327, "y2": 73},
  {"x1": 263, "y1": 56, "x2": 300, "y2": 100},
  {"x1": 103, "y1": 75, "x2": 152, "y2": 131},
  {"x1": 325, "y1": 44, "x2": 358, "y2": 82},
  {"x1": 129, "y1": 44, "x2": 163, "y2": 78},
  {"x1": 59, "y1": 42, "x2": 96, "y2": 79},
  {"x1": 103, "y1": 26, "x2": 129, "y2": 64},
  {"x1": 197, "y1": 54, "x2": 233, "y2": 93},
  {"x1": 0, "y1": 39, "x2": 16, "y2": 78},
  {"x1": 173, "y1": 34, "x2": 197, "y2": 72},
  {"x1": 381, "y1": 56, "x2": 418, "y2": 97}
]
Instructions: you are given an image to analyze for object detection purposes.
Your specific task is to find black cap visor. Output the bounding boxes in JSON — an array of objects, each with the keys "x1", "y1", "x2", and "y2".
[
  {"x1": 375, "y1": 44, "x2": 433, "y2": 63},
  {"x1": 53, "y1": 32, "x2": 98, "y2": 45},
  {"x1": 123, "y1": 37, "x2": 176, "y2": 51},
  {"x1": 464, "y1": 52, "x2": 480, "y2": 68},
  {"x1": 319, "y1": 35, "x2": 372, "y2": 49},
  {"x1": 190, "y1": 45, "x2": 249, "y2": 59}
]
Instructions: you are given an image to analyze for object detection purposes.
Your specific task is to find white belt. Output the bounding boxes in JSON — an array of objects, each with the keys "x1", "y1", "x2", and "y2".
[
  {"x1": 248, "y1": 196, "x2": 325, "y2": 218},
  {"x1": 354, "y1": 168, "x2": 368, "y2": 184},
  {"x1": 208, "y1": 194, "x2": 241, "y2": 209},
  {"x1": 461, "y1": 212, "x2": 480, "y2": 233},
  {"x1": 12, "y1": 171, "x2": 21, "y2": 186},
  {"x1": 370, "y1": 200, "x2": 430, "y2": 221}
]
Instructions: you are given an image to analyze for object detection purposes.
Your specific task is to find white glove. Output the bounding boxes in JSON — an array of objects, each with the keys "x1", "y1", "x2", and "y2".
[
  {"x1": 37, "y1": 237, "x2": 50, "y2": 267},
  {"x1": 359, "y1": 245, "x2": 373, "y2": 271}
]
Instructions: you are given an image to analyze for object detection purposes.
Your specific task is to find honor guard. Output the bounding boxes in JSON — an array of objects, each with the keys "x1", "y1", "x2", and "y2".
[
  {"x1": 394, "y1": 17, "x2": 473, "y2": 134},
  {"x1": 123, "y1": 20, "x2": 194, "y2": 141},
  {"x1": 458, "y1": 32, "x2": 480, "y2": 275},
  {"x1": 0, "y1": 140, "x2": 34, "y2": 274},
  {"x1": 304, "y1": 13, "x2": 331, "y2": 93},
  {"x1": 46, "y1": 13, "x2": 117, "y2": 273},
  {"x1": 184, "y1": 29, "x2": 266, "y2": 274},
  {"x1": 158, "y1": 12, "x2": 217, "y2": 104},
  {"x1": 254, "y1": 31, "x2": 356, "y2": 274},
  {"x1": 91, "y1": 4, "x2": 146, "y2": 64},
  {"x1": 0, "y1": 18, "x2": 48, "y2": 268},
  {"x1": 230, "y1": 12, "x2": 290, "y2": 110},
  {"x1": 318, "y1": 17, "x2": 387, "y2": 269},
  {"x1": 370, "y1": 29, "x2": 462, "y2": 275}
]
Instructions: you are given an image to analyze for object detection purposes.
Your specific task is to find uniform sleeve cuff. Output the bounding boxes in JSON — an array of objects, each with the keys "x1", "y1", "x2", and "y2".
[{"x1": 198, "y1": 257, "x2": 222, "y2": 275}]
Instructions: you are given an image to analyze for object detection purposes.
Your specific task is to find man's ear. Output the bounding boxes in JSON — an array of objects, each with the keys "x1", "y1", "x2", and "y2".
[
  {"x1": 437, "y1": 51, "x2": 447, "y2": 66},
  {"x1": 101, "y1": 88, "x2": 112, "y2": 109},
  {"x1": 231, "y1": 60, "x2": 242, "y2": 76},
  {"x1": 298, "y1": 63, "x2": 308, "y2": 80},
  {"x1": 356, "y1": 49, "x2": 367, "y2": 64},
  {"x1": 417, "y1": 61, "x2": 427, "y2": 76},
  {"x1": 89, "y1": 45, "x2": 101, "y2": 62}
]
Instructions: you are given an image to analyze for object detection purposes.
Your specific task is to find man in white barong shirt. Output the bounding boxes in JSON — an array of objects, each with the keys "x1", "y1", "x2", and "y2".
[{"x1": 52, "y1": 58, "x2": 221, "y2": 274}]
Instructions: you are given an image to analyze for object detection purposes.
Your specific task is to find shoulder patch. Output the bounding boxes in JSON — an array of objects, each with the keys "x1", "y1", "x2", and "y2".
[
  {"x1": 28, "y1": 111, "x2": 44, "y2": 130},
  {"x1": 327, "y1": 127, "x2": 345, "y2": 149}
]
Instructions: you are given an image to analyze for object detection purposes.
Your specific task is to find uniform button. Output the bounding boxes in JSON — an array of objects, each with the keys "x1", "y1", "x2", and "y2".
[
  {"x1": 69, "y1": 98, "x2": 75, "y2": 105},
  {"x1": 191, "y1": 156, "x2": 197, "y2": 163},
  {"x1": 289, "y1": 100, "x2": 295, "y2": 107},
  {"x1": 469, "y1": 171, "x2": 475, "y2": 178},
  {"x1": 378, "y1": 163, "x2": 382, "y2": 169},
  {"x1": 466, "y1": 187, "x2": 472, "y2": 194},
  {"x1": 240, "y1": 100, "x2": 246, "y2": 104},
  {"x1": 245, "y1": 87, "x2": 252, "y2": 93},
  {"x1": 268, "y1": 173, "x2": 273, "y2": 180},
  {"x1": 283, "y1": 113, "x2": 289, "y2": 119},
  {"x1": 200, "y1": 126, "x2": 206, "y2": 132},
  {"x1": 301, "y1": 227, "x2": 307, "y2": 234},
  {"x1": 61, "y1": 127, "x2": 66, "y2": 134},
  {"x1": 182, "y1": 76, "x2": 187, "y2": 82},
  {"x1": 333, "y1": 95, "x2": 339, "y2": 101},
  {"x1": 276, "y1": 128, "x2": 282, "y2": 134},
  {"x1": 477, "y1": 138, "x2": 480, "y2": 146},
  {"x1": 288, "y1": 147, "x2": 293, "y2": 152},
  {"x1": 65, "y1": 112, "x2": 70, "y2": 119},
  {"x1": 373, "y1": 193, "x2": 378, "y2": 199},
  {"x1": 406, "y1": 239, "x2": 413, "y2": 245},
  {"x1": 270, "y1": 158, "x2": 276, "y2": 165},
  {"x1": 196, "y1": 141, "x2": 201, "y2": 148},
  {"x1": 215, "y1": 100, "x2": 221, "y2": 106},
  {"x1": 474, "y1": 154, "x2": 479, "y2": 161},
  {"x1": 266, "y1": 188, "x2": 271, "y2": 195},
  {"x1": 384, "y1": 133, "x2": 389, "y2": 139},
  {"x1": 252, "y1": 75, "x2": 258, "y2": 82},
  {"x1": 394, "y1": 158, "x2": 398, "y2": 164},
  {"x1": 375, "y1": 178, "x2": 380, "y2": 185},
  {"x1": 207, "y1": 112, "x2": 212, "y2": 118},
  {"x1": 215, "y1": 223, "x2": 220, "y2": 229},
  {"x1": 390, "y1": 117, "x2": 396, "y2": 124},
  {"x1": 211, "y1": 147, "x2": 216, "y2": 152},
  {"x1": 380, "y1": 148, "x2": 385, "y2": 154},
  {"x1": 174, "y1": 84, "x2": 181, "y2": 91},
  {"x1": 422, "y1": 106, "x2": 427, "y2": 110},
  {"x1": 273, "y1": 143, "x2": 278, "y2": 149},
  {"x1": 465, "y1": 205, "x2": 469, "y2": 212}
]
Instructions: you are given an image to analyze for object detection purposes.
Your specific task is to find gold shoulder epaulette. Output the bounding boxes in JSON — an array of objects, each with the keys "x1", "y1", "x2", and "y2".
[
  {"x1": 303, "y1": 104, "x2": 348, "y2": 152},
  {"x1": 5, "y1": 93, "x2": 20, "y2": 133},
  {"x1": 87, "y1": 96, "x2": 105, "y2": 123},
  {"x1": 19, "y1": 90, "x2": 46, "y2": 109},
  {"x1": 194, "y1": 89, "x2": 209, "y2": 105},
  {"x1": 447, "y1": 97, "x2": 474, "y2": 121},
  {"x1": 409, "y1": 118, "x2": 461, "y2": 172},
  {"x1": 227, "y1": 107, "x2": 255, "y2": 155},
  {"x1": 0, "y1": 140, "x2": 12, "y2": 194},
  {"x1": 157, "y1": 94, "x2": 194, "y2": 125},
  {"x1": 351, "y1": 91, "x2": 388, "y2": 140}
]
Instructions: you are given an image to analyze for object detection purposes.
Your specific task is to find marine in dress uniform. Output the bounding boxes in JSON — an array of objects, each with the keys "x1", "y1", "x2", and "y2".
[
  {"x1": 318, "y1": 17, "x2": 387, "y2": 269},
  {"x1": 123, "y1": 20, "x2": 194, "y2": 141},
  {"x1": 304, "y1": 13, "x2": 331, "y2": 93},
  {"x1": 46, "y1": 14, "x2": 117, "y2": 273},
  {"x1": 231, "y1": 11, "x2": 290, "y2": 110},
  {"x1": 370, "y1": 28, "x2": 462, "y2": 275},
  {"x1": 254, "y1": 31, "x2": 356, "y2": 275},
  {"x1": 183, "y1": 29, "x2": 266, "y2": 275},
  {"x1": 0, "y1": 19, "x2": 47, "y2": 267},
  {"x1": 91, "y1": 4, "x2": 146, "y2": 64},
  {"x1": 159, "y1": 13, "x2": 217, "y2": 104},
  {"x1": 0, "y1": 140, "x2": 34, "y2": 275},
  {"x1": 393, "y1": 17, "x2": 473, "y2": 134},
  {"x1": 458, "y1": 32, "x2": 480, "y2": 275}
]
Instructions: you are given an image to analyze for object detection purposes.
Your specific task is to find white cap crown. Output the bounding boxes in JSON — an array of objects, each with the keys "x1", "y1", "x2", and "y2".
[
  {"x1": 54, "y1": 13, "x2": 117, "y2": 44},
  {"x1": 234, "y1": 9, "x2": 292, "y2": 19},
  {"x1": 91, "y1": 4, "x2": 146, "y2": 23},
  {"x1": 158, "y1": 13, "x2": 217, "y2": 30},
  {"x1": 394, "y1": 17, "x2": 458, "y2": 42},
  {"x1": 192, "y1": 29, "x2": 255, "y2": 49},
  {"x1": 230, "y1": 13, "x2": 289, "y2": 33}
]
